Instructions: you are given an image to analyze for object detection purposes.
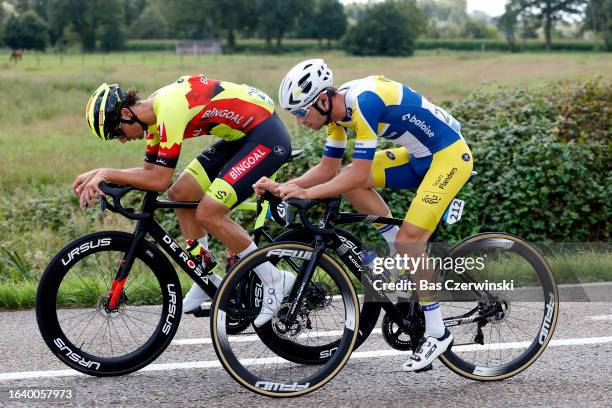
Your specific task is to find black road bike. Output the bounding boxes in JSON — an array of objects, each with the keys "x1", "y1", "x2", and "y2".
[
  {"x1": 210, "y1": 192, "x2": 560, "y2": 397},
  {"x1": 36, "y1": 150, "x2": 374, "y2": 376}
]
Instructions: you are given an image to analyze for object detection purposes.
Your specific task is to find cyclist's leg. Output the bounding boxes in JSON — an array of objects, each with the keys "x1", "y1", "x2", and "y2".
[
  {"x1": 196, "y1": 113, "x2": 291, "y2": 252},
  {"x1": 194, "y1": 114, "x2": 293, "y2": 326},
  {"x1": 169, "y1": 141, "x2": 237, "y2": 242},
  {"x1": 170, "y1": 140, "x2": 241, "y2": 312},
  {"x1": 400, "y1": 140, "x2": 473, "y2": 371},
  {"x1": 344, "y1": 147, "x2": 421, "y2": 254}
]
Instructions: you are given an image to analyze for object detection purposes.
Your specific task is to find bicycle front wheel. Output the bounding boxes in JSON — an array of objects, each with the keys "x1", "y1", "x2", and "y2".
[
  {"x1": 438, "y1": 232, "x2": 559, "y2": 381},
  {"x1": 211, "y1": 242, "x2": 359, "y2": 397},
  {"x1": 36, "y1": 231, "x2": 182, "y2": 376}
]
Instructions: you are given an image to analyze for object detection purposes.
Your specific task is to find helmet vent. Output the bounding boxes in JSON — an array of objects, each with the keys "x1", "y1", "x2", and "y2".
[
  {"x1": 298, "y1": 73, "x2": 310, "y2": 85},
  {"x1": 303, "y1": 63, "x2": 313, "y2": 69}
]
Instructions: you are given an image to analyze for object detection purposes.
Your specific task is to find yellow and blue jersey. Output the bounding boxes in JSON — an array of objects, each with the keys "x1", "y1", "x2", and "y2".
[{"x1": 324, "y1": 75, "x2": 463, "y2": 161}]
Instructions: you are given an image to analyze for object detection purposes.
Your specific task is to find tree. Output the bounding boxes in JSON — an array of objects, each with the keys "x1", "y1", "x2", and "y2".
[
  {"x1": 418, "y1": 0, "x2": 469, "y2": 38},
  {"x1": 343, "y1": 0, "x2": 425, "y2": 56},
  {"x1": 462, "y1": 18, "x2": 499, "y2": 38},
  {"x1": 124, "y1": 0, "x2": 148, "y2": 27},
  {"x1": 497, "y1": 7, "x2": 520, "y2": 51},
  {"x1": 3, "y1": 10, "x2": 48, "y2": 50},
  {"x1": 9, "y1": 0, "x2": 49, "y2": 20},
  {"x1": 314, "y1": 0, "x2": 347, "y2": 47},
  {"x1": 503, "y1": 0, "x2": 587, "y2": 50},
  {"x1": 206, "y1": 0, "x2": 258, "y2": 50},
  {"x1": 256, "y1": 0, "x2": 313, "y2": 48},
  {"x1": 98, "y1": 0, "x2": 126, "y2": 51},
  {"x1": 163, "y1": 0, "x2": 213, "y2": 39},
  {"x1": 47, "y1": 0, "x2": 98, "y2": 51},
  {"x1": 129, "y1": 1, "x2": 169, "y2": 39},
  {"x1": 584, "y1": 0, "x2": 612, "y2": 50},
  {"x1": 0, "y1": 5, "x2": 5, "y2": 47}
]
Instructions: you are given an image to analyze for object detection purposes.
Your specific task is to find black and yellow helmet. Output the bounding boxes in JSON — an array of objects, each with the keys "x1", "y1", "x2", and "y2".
[{"x1": 85, "y1": 83, "x2": 127, "y2": 141}]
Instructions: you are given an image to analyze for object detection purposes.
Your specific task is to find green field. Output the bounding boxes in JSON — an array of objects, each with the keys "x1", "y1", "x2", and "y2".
[
  {"x1": 0, "y1": 50, "x2": 611, "y2": 309},
  {"x1": 1, "y1": 50, "x2": 611, "y2": 188}
]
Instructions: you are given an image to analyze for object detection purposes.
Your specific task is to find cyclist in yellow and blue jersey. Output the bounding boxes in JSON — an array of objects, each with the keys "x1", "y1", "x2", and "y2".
[
  {"x1": 255, "y1": 59, "x2": 473, "y2": 371},
  {"x1": 74, "y1": 75, "x2": 295, "y2": 326}
]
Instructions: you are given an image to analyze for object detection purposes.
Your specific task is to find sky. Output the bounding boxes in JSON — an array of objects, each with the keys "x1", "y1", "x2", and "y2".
[
  {"x1": 466, "y1": 0, "x2": 506, "y2": 16},
  {"x1": 340, "y1": 1, "x2": 508, "y2": 17}
]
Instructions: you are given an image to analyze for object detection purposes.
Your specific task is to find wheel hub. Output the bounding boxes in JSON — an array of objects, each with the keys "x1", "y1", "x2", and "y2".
[{"x1": 272, "y1": 303, "x2": 308, "y2": 340}]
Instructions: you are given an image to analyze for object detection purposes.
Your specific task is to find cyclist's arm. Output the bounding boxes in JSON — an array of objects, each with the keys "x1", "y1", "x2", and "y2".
[
  {"x1": 306, "y1": 158, "x2": 372, "y2": 198},
  {"x1": 286, "y1": 122, "x2": 345, "y2": 187},
  {"x1": 98, "y1": 165, "x2": 174, "y2": 192},
  {"x1": 285, "y1": 156, "x2": 340, "y2": 188},
  {"x1": 304, "y1": 91, "x2": 382, "y2": 199}
]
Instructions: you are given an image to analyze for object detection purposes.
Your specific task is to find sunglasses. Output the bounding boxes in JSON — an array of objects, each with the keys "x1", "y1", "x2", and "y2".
[
  {"x1": 107, "y1": 122, "x2": 126, "y2": 140},
  {"x1": 289, "y1": 92, "x2": 325, "y2": 118},
  {"x1": 290, "y1": 107, "x2": 310, "y2": 118}
]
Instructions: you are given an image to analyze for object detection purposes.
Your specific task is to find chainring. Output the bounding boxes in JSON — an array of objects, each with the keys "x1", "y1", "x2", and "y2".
[{"x1": 381, "y1": 302, "x2": 423, "y2": 351}]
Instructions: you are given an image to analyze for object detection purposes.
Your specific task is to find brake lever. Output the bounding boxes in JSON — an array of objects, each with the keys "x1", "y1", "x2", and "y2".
[{"x1": 98, "y1": 196, "x2": 108, "y2": 220}]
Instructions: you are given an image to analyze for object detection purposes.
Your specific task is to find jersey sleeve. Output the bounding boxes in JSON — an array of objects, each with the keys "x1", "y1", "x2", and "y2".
[
  {"x1": 154, "y1": 101, "x2": 190, "y2": 168},
  {"x1": 144, "y1": 128, "x2": 160, "y2": 164},
  {"x1": 351, "y1": 91, "x2": 385, "y2": 160},
  {"x1": 323, "y1": 122, "x2": 348, "y2": 158}
]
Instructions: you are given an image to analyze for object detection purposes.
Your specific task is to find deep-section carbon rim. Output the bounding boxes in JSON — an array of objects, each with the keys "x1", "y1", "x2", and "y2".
[
  {"x1": 36, "y1": 231, "x2": 182, "y2": 376},
  {"x1": 439, "y1": 232, "x2": 559, "y2": 381},
  {"x1": 269, "y1": 228, "x2": 381, "y2": 363},
  {"x1": 210, "y1": 242, "x2": 360, "y2": 397}
]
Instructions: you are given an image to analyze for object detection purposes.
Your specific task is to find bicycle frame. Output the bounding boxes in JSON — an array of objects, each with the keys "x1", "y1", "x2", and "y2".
[
  {"x1": 268, "y1": 196, "x2": 502, "y2": 334},
  {"x1": 101, "y1": 189, "x2": 279, "y2": 309},
  {"x1": 100, "y1": 155, "x2": 303, "y2": 310}
]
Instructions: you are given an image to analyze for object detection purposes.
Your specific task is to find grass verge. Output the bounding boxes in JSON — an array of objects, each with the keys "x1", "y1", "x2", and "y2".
[{"x1": 1, "y1": 251, "x2": 609, "y2": 310}]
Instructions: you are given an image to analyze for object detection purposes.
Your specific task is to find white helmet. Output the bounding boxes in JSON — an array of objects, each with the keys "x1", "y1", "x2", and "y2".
[{"x1": 279, "y1": 59, "x2": 333, "y2": 112}]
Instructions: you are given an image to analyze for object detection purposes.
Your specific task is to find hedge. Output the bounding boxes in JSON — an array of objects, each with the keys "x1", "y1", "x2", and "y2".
[
  {"x1": 124, "y1": 38, "x2": 605, "y2": 53},
  {"x1": 415, "y1": 38, "x2": 603, "y2": 52}
]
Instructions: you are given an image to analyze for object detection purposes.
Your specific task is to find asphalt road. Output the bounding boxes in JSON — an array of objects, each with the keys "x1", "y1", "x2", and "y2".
[{"x1": 1, "y1": 299, "x2": 611, "y2": 408}]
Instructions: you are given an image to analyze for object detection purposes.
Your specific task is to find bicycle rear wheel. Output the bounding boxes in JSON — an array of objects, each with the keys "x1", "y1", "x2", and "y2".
[
  {"x1": 36, "y1": 231, "x2": 181, "y2": 376},
  {"x1": 211, "y1": 242, "x2": 359, "y2": 397},
  {"x1": 438, "y1": 233, "x2": 559, "y2": 380}
]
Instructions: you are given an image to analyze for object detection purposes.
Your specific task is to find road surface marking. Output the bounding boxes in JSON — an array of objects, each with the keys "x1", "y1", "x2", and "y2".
[
  {"x1": 1, "y1": 336, "x2": 611, "y2": 381},
  {"x1": 589, "y1": 315, "x2": 612, "y2": 321}
]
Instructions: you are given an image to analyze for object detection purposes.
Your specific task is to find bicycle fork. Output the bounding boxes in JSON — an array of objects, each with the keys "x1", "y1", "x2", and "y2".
[
  {"x1": 281, "y1": 237, "x2": 328, "y2": 325},
  {"x1": 107, "y1": 226, "x2": 149, "y2": 310}
]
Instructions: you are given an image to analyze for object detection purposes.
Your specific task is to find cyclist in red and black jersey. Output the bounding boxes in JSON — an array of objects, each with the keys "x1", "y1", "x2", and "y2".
[{"x1": 74, "y1": 75, "x2": 295, "y2": 326}]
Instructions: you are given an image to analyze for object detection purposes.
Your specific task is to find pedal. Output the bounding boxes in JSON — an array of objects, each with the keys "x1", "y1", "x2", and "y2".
[
  {"x1": 185, "y1": 306, "x2": 210, "y2": 317},
  {"x1": 414, "y1": 363, "x2": 433, "y2": 373}
]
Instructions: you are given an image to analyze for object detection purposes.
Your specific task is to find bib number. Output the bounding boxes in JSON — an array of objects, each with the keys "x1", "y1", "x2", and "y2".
[{"x1": 443, "y1": 199, "x2": 464, "y2": 225}]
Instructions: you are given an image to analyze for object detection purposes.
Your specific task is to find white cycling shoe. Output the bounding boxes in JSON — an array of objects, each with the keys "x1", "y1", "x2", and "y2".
[
  {"x1": 254, "y1": 266, "x2": 296, "y2": 327},
  {"x1": 183, "y1": 274, "x2": 223, "y2": 314},
  {"x1": 402, "y1": 330, "x2": 453, "y2": 372}
]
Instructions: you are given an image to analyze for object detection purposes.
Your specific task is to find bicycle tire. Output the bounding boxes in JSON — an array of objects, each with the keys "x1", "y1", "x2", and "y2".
[
  {"x1": 211, "y1": 242, "x2": 359, "y2": 397},
  {"x1": 438, "y1": 232, "x2": 559, "y2": 381},
  {"x1": 36, "y1": 231, "x2": 182, "y2": 376}
]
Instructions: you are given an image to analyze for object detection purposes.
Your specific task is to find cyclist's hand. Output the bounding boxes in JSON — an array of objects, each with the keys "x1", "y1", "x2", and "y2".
[
  {"x1": 278, "y1": 183, "x2": 310, "y2": 200},
  {"x1": 79, "y1": 173, "x2": 107, "y2": 208},
  {"x1": 253, "y1": 177, "x2": 280, "y2": 196},
  {"x1": 72, "y1": 169, "x2": 102, "y2": 196}
]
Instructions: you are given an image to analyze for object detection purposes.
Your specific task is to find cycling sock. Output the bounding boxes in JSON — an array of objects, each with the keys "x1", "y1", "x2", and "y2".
[
  {"x1": 237, "y1": 241, "x2": 257, "y2": 259},
  {"x1": 377, "y1": 224, "x2": 399, "y2": 255},
  {"x1": 422, "y1": 301, "x2": 445, "y2": 338},
  {"x1": 238, "y1": 242, "x2": 289, "y2": 286}
]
